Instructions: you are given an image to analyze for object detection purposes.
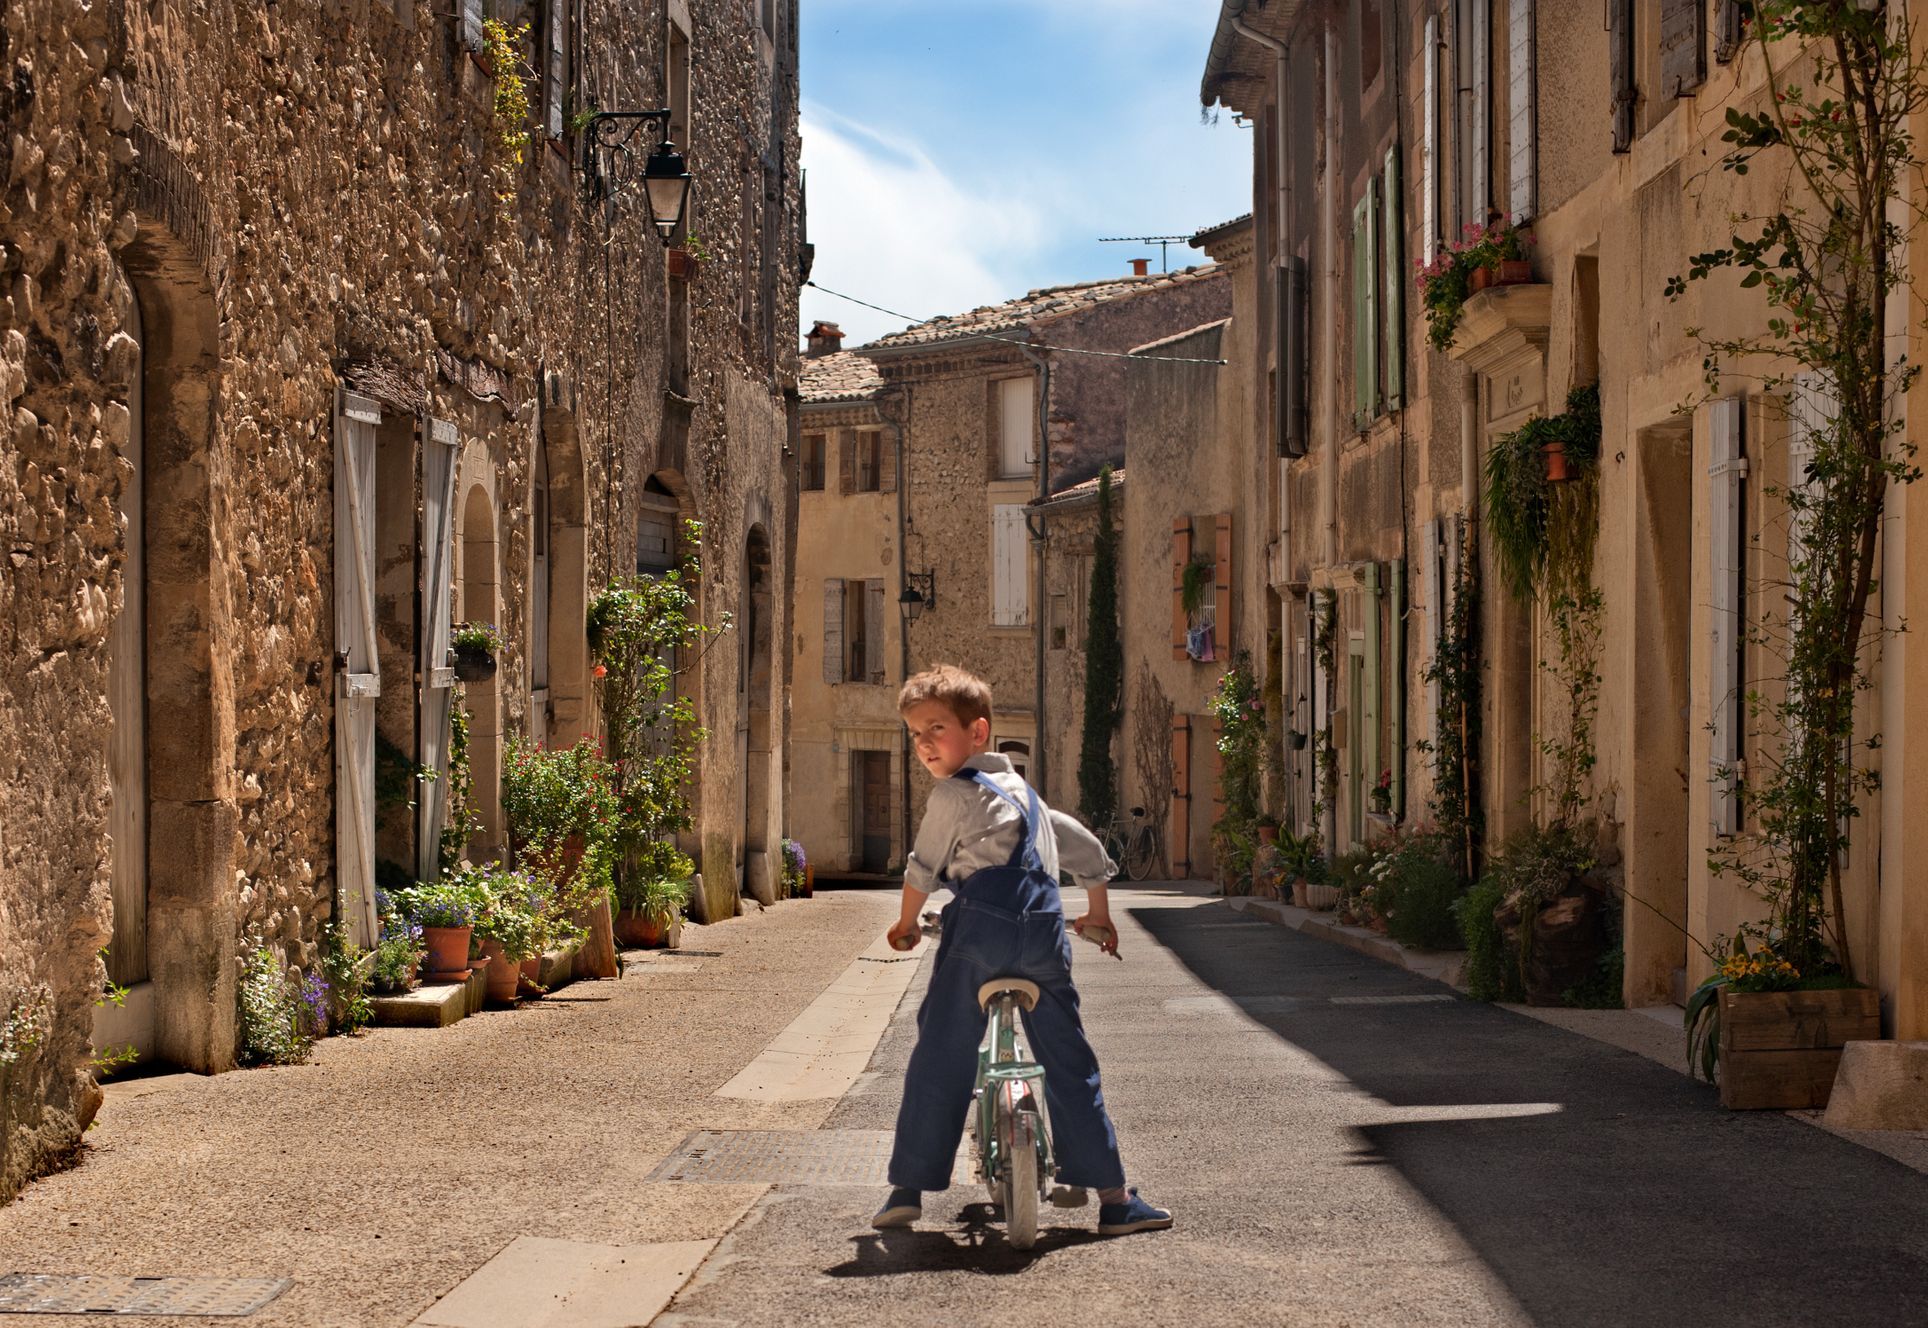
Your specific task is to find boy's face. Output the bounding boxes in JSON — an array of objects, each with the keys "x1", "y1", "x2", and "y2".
[{"x1": 902, "y1": 700, "x2": 990, "y2": 780}]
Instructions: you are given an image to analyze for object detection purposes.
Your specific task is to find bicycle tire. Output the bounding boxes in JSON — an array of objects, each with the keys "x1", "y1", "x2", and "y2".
[
  {"x1": 1099, "y1": 829, "x2": 1126, "y2": 869},
  {"x1": 1126, "y1": 825, "x2": 1158, "y2": 882},
  {"x1": 1006, "y1": 1107, "x2": 1040, "y2": 1251}
]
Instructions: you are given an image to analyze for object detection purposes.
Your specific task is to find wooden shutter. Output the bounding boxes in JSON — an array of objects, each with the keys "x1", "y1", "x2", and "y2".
[
  {"x1": 1423, "y1": 13, "x2": 1440, "y2": 263},
  {"x1": 1709, "y1": 398, "x2": 1746, "y2": 837},
  {"x1": 838, "y1": 428, "x2": 855, "y2": 495},
  {"x1": 1171, "y1": 519, "x2": 1192, "y2": 660},
  {"x1": 823, "y1": 578, "x2": 845, "y2": 683},
  {"x1": 1660, "y1": 0, "x2": 1705, "y2": 98},
  {"x1": 1214, "y1": 513, "x2": 1234, "y2": 655},
  {"x1": 1170, "y1": 714, "x2": 1192, "y2": 876},
  {"x1": 1610, "y1": 0, "x2": 1636, "y2": 153},
  {"x1": 1471, "y1": 0, "x2": 1490, "y2": 221},
  {"x1": 1381, "y1": 147, "x2": 1404, "y2": 410},
  {"x1": 1352, "y1": 195, "x2": 1374, "y2": 425},
  {"x1": 1507, "y1": 0, "x2": 1536, "y2": 222},
  {"x1": 1714, "y1": 0, "x2": 1744, "y2": 64},
  {"x1": 546, "y1": 0, "x2": 566, "y2": 138},
  {"x1": 878, "y1": 430, "x2": 897, "y2": 493},
  {"x1": 418, "y1": 416, "x2": 458, "y2": 886},
  {"x1": 1282, "y1": 257, "x2": 1308, "y2": 457},
  {"x1": 1363, "y1": 563, "x2": 1382, "y2": 794},
  {"x1": 993, "y1": 504, "x2": 1029, "y2": 626},
  {"x1": 461, "y1": 0, "x2": 484, "y2": 49},
  {"x1": 1422, "y1": 518, "x2": 1442, "y2": 736},
  {"x1": 1788, "y1": 372, "x2": 1828, "y2": 573},
  {"x1": 865, "y1": 580, "x2": 886, "y2": 682},
  {"x1": 336, "y1": 389, "x2": 383, "y2": 947}
]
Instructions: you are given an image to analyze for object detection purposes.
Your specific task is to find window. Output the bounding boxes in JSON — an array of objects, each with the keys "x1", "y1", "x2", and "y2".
[
  {"x1": 801, "y1": 432, "x2": 826, "y2": 491},
  {"x1": 1172, "y1": 514, "x2": 1233, "y2": 663},
  {"x1": 992, "y1": 505, "x2": 1030, "y2": 627},
  {"x1": 637, "y1": 483, "x2": 679, "y2": 576},
  {"x1": 823, "y1": 577, "x2": 886, "y2": 683},
  {"x1": 543, "y1": 0, "x2": 569, "y2": 141},
  {"x1": 855, "y1": 430, "x2": 880, "y2": 492},
  {"x1": 1359, "y1": 0, "x2": 1383, "y2": 89},
  {"x1": 1454, "y1": 0, "x2": 1490, "y2": 232},
  {"x1": 838, "y1": 428, "x2": 893, "y2": 495},
  {"x1": 1352, "y1": 150, "x2": 1404, "y2": 425},
  {"x1": 1506, "y1": 0, "x2": 1536, "y2": 221},
  {"x1": 1049, "y1": 553, "x2": 1090, "y2": 651},
  {"x1": 996, "y1": 739, "x2": 1030, "y2": 782},
  {"x1": 995, "y1": 376, "x2": 1034, "y2": 478}
]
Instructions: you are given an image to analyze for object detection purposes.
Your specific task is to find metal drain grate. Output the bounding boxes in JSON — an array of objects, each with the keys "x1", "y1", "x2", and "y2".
[
  {"x1": 648, "y1": 1130, "x2": 972, "y2": 1186},
  {"x1": 0, "y1": 1274, "x2": 292, "y2": 1316}
]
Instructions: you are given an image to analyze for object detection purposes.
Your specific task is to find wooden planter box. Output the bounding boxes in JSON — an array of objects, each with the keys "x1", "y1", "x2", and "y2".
[{"x1": 1718, "y1": 986, "x2": 1882, "y2": 1110}]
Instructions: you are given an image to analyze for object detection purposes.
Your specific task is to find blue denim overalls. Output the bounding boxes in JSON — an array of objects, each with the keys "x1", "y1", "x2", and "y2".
[{"x1": 886, "y1": 769, "x2": 1127, "y2": 1193}]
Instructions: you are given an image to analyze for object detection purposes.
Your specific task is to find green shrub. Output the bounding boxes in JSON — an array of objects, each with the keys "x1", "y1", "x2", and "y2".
[
  {"x1": 1379, "y1": 835, "x2": 1465, "y2": 950},
  {"x1": 238, "y1": 947, "x2": 316, "y2": 1066},
  {"x1": 1456, "y1": 874, "x2": 1522, "y2": 1003},
  {"x1": 319, "y1": 923, "x2": 372, "y2": 1034}
]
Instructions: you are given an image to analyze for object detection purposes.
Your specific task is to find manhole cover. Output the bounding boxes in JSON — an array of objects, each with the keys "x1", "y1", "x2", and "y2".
[
  {"x1": 647, "y1": 1130, "x2": 972, "y2": 1186},
  {"x1": 0, "y1": 1274, "x2": 292, "y2": 1316}
]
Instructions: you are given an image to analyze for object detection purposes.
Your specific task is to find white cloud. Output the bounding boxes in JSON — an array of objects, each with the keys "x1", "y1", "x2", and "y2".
[{"x1": 799, "y1": 105, "x2": 1049, "y2": 347}]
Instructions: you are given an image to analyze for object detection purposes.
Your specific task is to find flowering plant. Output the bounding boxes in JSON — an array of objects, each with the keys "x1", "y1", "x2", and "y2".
[
  {"x1": 780, "y1": 839, "x2": 808, "y2": 897},
  {"x1": 452, "y1": 621, "x2": 504, "y2": 653},
  {"x1": 1416, "y1": 219, "x2": 1534, "y2": 351},
  {"x1": 392, "y1": 867, "x2": 493, "y2": 929},
  {"x1": 1370, "y1": 768, "x2": 1393, "y2": 813}
]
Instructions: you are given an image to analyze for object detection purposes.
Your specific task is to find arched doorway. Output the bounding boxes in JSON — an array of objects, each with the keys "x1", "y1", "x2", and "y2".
[
  {"x1": 459, "y1": 481, "x2": 502, "y2": 860},
  {"x1": 115, "y1": 221, "x2": 237, "y2": 1071},
  {"x1": 740, "y1": 526, "x2": 776, "y2": 904}
]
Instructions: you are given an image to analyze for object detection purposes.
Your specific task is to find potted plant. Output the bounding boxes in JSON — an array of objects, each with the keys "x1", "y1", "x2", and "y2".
[
  {"x1": 472, "y1": 867, "x2": 544, "y2": 1004},
  {"x1": 1285, "y1": 727, "x2": 1308, "y2": 751},
  {"x1": 392, "y1": 869, "x2": 492, "y2": 980},
  {"x1": 368, "y1": 897, "x2": 424, "y2": 994},
  {"x1": 1368, "y1": 770, "x2": 1393, "y2": 817},
  {"x1": 451, "y1": 621, "x2": 503, "y2": 682},
  {"x1": 1255, "y1": 814, "x2": 1280, "y2": 847},
  {"x1": 615, "y1": 872, "x2": 692, "y2": 947},
  {"x1": 781, "y1": 839, "x2": 810, "y2": 898},
  {"x1": 1416, "y1": 218, "x2": 1536, "y2": 350}
]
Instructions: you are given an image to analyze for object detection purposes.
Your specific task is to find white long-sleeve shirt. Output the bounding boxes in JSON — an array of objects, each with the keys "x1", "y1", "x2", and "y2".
[{"x1": 903, "y1": 753, "x2": 1118, "y2": 895}]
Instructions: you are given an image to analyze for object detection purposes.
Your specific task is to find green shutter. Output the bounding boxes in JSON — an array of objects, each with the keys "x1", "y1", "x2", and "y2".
[
  {"x1": 1352, "y1": 197, "x2": 1371, "y2": 425},
  {"x1": 1364, "y1": 561, "x2": 1381, "y2": 799},
  {"x1": 1363, "y1": 180, "x2": 1380, "y2": 420},
  {"x1": 1382, "y1": 146, "x2": 1404, "y2": 410}
]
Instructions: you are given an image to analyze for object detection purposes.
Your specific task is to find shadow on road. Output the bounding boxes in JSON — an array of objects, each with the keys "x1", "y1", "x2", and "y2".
[
  {"x1": 1130, "y1": 903, "x2": 1928, "y2": 1328},
  {"x1": 827, "y1": 1205, "x2": 1106, "y2": 1278}
]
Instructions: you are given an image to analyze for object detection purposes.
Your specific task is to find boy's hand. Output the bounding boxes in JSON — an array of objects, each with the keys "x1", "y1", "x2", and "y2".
[
  {"x1": 1072, "y1": 914, "x2": 1122, "y2": 959},
  {"x1": 887, "y1": 919, "x2": 922, "y2": 952}
]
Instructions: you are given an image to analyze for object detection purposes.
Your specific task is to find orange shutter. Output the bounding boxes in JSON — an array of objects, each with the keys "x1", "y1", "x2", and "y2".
[
  {"x1": 1172, "y1": 519, "x2": 1192, "y2": 660},
  {"x1": 1214, "y1": 512, "x2": 1234, "y2": 655},
  {"x1": 1171, "y1": 714, "x2": 1193, "y2": 877}
]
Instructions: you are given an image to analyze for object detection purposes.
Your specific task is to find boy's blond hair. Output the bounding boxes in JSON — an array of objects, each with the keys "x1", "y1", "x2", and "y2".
[{"x1": 897, "y1": 664, "x2": 994, "y2": 728}]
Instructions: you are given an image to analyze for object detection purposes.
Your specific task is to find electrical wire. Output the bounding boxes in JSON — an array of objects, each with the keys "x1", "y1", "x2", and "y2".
[{"x1": 804, "y1": 280, "x2": 1230, "y2": 365}]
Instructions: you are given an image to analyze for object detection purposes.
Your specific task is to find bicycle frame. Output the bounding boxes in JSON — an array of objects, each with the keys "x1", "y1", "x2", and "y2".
[{"x1": 974, "y1": 993, "x2": 1052, "y2": 1192}]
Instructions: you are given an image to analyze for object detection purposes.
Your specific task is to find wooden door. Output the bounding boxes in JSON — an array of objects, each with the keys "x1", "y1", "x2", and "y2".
[
  {"x1": 417, "y1": 417, "x2": 459, "y2": 886},
  {"x1": 107, "y1": 296, "x2": 147, "y2": 985},
  {"x1": 859, "y1": 752, "x2": 891, "y2": 872},
  {"x1": 336, "y1": 390, "x2": 383, "y2": 945}
]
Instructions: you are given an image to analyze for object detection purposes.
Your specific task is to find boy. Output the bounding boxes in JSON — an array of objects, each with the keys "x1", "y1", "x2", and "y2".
[{"x1": 874, "y1": 663, "x2": 1171, "y2": 1237}]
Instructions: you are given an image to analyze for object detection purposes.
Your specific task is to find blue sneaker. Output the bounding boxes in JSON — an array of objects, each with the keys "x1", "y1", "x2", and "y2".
[
  {"x1": 871, "y1": 1186, "x2": 922, "y2": 1229},
  {"x1": 1097, "y1": 1188, "x2": 1173, "y2": 1236}
]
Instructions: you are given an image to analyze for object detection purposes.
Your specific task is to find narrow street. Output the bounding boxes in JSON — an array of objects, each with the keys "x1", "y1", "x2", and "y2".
[{"x1": 4, "y1": 886, "x2": 1925, "y2": 1327}]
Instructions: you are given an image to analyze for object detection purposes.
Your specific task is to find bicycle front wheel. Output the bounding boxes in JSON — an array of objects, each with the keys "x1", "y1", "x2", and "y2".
[
  {"x1": 1126, "y1": 825, "x2": 1159, "y2": 882},
  {"x1": 1006, "y1": 1107, "x2": 1040, "y2": 1251}
]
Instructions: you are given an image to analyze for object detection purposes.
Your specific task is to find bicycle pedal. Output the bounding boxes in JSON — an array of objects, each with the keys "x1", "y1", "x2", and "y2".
[{"x1": 1048, "y1": 1185, "x2": 1089, "y2": 1208}]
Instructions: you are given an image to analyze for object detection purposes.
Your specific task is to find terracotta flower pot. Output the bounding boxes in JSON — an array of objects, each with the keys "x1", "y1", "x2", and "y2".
[
  {"x1": 801, "y1": 864, "x2": 814, "y2": 898},
  {"x1": 1470, "y1": 265, "x2": 1494, "y2": 293},
  {"x1": 423, "y1": 925, "x2": 473, "y2": 980},
  {"x1": 1257, "y1": 825, "x2": 1279, "y2": 846},
  {"x1": 518, "y1": 956, "x2": 542, "y2": 996},
  {"x1": 665, "y1": 247, "x2": 700, "y2": 279},
  {"x1": 1494, "y1": 259, "x2": 1533, "y2": 286},
  {"x1": 1291, "y1": 878, "x2": 1311, "y2": 909},
  {"x1": 614, "y1": 909, "x2": 671, "y2": 948},
  {"x1": 480, "y1": 942, "x2": 521, "y2": 1003},
  {"x1": 1543, "y1": 439, "x2": 1571, "y2": 483}
]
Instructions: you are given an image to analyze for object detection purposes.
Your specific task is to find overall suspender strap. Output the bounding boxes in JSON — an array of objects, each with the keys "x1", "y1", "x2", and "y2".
[{"x1": 957, "y1": 769, "x2": 1042, "y2": 868}]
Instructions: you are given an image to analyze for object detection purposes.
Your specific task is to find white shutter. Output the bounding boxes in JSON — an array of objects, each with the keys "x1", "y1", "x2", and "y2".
[
  {"x1": 865, "y1": 581, "x2": 886, "y2": 682},
  {"x1": 1423, "y1": 517, "x2": 1442, "y2": 734},
  {"x1": 461, "y1": 0, "x2": 485, "y2": 50},
  {"x1": 1471, "y1": 0, "x2": 1490, "y2": 225},
  {"x1": 417, "y1": 416, "x2": 459, "y2": 885},
  {"x1": 999, "y1": 377, "x2": 1034, "y2": 477},
  {"x1": 992, "y1": 505, "x2": 1030, "y2": 626},
  {"x1": 823, "y1": 578, "x2": 845, "y2": 684},
  {"x1": 336, "y1": 390, "x2": 383, "y2": 945},
  {"x1": 1507, "y1": 0, "x2": 1535, "y2": 222},
  {"x1": 546, "y1": 0, "x2": 566, "y2": 139},
  {"x1": 1423, "y1": 13, "x2": 1439, "y2": 263},
  {"x1": 1709, "y1": 398, "x2": 1746, "y2": 837},
  {"x1": 1788, "y1": 371, "x2": 1828, "y2": 572}
]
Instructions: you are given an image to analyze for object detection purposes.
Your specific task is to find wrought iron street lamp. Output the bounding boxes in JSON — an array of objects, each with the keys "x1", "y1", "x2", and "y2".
[
  {"x1": 582, "y1": 109, "x2": 692, "y2": 241},
  {"x1": 898, "y1": 570, "x2": 935, "y2": 624}
]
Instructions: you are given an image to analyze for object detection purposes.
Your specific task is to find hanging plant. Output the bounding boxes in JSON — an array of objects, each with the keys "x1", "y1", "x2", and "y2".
[
  {"x1": 1179, "y1": 555, "x2": 1215, "y2": 620},
  {"x1": 1484, "y1": 383, "x2": 1602, "y2": 603},
  {"x1": 1416, "y1": 218, "x2": 1535, "y2": 351}
]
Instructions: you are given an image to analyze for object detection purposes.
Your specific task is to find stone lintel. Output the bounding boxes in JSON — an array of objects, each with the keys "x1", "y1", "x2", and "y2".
[{"x1": 1448, "y1": 283, "x2": 1554, "y2": 378}]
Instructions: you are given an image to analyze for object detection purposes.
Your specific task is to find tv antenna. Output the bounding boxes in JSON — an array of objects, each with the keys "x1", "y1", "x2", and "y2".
[{"x1": 1098, "y1": 235, "x2": 1193, "y2": 273}]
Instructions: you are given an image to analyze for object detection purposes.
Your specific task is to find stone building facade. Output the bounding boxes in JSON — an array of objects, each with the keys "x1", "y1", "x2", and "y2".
[
  {"x1": 0, "y1": 0, "x2": 800, "y2": 1201},
  {"x1": 842, "y1": 270, "x2": 1232, "y2": 841},
  {"x1": 1201, "y1": 0, "x2": 1928, "y2": 1034}
]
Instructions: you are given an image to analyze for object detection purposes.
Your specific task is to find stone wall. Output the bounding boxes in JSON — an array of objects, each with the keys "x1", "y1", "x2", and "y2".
[{"x1": 0, "y1": 0, "x2": 797, "y2": 1202}]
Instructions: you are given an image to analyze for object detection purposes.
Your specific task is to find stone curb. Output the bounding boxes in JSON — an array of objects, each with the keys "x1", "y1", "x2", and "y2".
[{"x1": 1222, "y1": 895, "x2": 1469, "y2": 991}]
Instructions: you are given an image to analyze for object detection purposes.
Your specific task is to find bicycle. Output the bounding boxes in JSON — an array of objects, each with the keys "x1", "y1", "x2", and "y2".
[
  {"x1": 1099, "y1": 806, "x2": 1161, "y2": 883},
  {"x1": 969, "y1": 921, "x2": 1115, "y2": 1251}
]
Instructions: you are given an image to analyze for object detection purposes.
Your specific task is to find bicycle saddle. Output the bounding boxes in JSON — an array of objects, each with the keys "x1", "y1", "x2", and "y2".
[{"x1": 977, "y1": 978, "x2": 1040, "y2": 1012}]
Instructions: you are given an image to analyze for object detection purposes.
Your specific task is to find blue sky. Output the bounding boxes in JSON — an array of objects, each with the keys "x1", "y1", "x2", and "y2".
[{"x1": 798, "y1": 0, "x2": 1255, "y2": 347}]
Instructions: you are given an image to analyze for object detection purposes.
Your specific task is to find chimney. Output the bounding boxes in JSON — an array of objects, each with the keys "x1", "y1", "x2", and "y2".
[
  {"x1": 1129, "y1": 258, "x2": 1150, "y2": 277},
  {"x1": 806, "y1": 320, "x2": 845, "y2": 358}
]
